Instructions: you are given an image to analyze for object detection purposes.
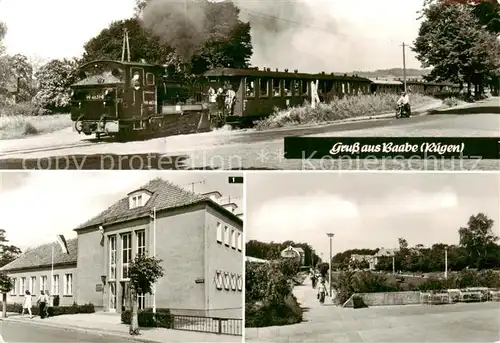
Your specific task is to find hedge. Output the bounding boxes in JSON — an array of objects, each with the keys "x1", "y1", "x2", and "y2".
[
  {"x1": 2, "y1": 302, "x2": 95, "y2": 316},
  {"x1": 121, "y1": 308, "x2": 172, "y2": 328}
]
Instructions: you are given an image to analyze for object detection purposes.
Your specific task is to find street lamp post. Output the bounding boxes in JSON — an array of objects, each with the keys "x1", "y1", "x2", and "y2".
[{"x1": 326, "y1": 233, "x2": 334, "y2": 297}]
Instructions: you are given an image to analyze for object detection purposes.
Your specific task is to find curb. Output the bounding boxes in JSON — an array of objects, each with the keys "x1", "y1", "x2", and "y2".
[{"x1": 0, "y1": 317, "x2": 161, "y2": 343}]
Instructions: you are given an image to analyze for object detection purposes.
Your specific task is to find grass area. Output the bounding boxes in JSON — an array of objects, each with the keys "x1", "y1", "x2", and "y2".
[
  {"x1": 0, "y1": 113, "x2": 72, "y2": 140},
  {"x1": 255, "y1": 93, "x2": 437, "y2": 130}
]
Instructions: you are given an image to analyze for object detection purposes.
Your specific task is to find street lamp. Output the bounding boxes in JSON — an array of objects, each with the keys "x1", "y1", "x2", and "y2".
[{"x1": 326, "y1": 233, "x2": 334, "y2": 297}]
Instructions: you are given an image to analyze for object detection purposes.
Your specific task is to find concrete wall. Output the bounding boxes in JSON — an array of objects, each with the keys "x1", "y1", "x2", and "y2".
[
  {"x1": 205, "y1": 205, "x2": 243, "y2": 319},
  {"x1": 154, "y1": 205, "x2": 206, "y2": 316},
  {"x1": 6, "y1": 266, "x2": 77, "y2": 307},
  {"x1": 76, "y1": 228, "x2": 106, "y2": 310},
  {"x1": 343, "y1": 291, "x2": 421, "y2": 307}
]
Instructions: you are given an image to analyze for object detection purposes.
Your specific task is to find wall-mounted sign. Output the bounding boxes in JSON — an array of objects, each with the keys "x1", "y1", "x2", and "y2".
[
  {"x1": 195, "y1": 278, "x2": 205, "y2": 284},
  {"x1": 96, "y1": 284, "x2": 103, "y2": 292}
]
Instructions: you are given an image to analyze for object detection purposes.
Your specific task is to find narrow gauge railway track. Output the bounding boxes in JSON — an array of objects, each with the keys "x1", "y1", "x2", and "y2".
[{"x1": 0, "y1": 141, "x2": 107, "y2": 156}]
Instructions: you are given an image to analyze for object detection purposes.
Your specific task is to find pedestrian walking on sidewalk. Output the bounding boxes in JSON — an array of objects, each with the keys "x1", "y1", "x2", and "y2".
[
  {"x1": 317, "y1": 280, "x2": 329, "y2": 305},
  {"x1": 311, "y1": 273, "x2": 317, "y2": 289},
  {"x1": 45, "y1": 290, "x2": 53, "y2": 317},
  {"x1": 21, "y1": 290, "x2": 33, "y2": 318},
  {"x1": 37, "y1": 290, "x2": 48, "y2": 319}
]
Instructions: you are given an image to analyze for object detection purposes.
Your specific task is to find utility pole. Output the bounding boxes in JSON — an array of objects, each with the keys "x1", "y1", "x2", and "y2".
[
  {"x1": 402, "y1": 42, "x2": 407, "y2": 92},
  {"x1": 392, "y1": 255, "x2": 395, "y2": 274}
]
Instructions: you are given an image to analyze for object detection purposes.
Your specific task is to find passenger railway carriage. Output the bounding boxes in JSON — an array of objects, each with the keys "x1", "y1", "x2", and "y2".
[
  {"x1": 69, "y1": 60, "x2": 461, "y2": 139},
  {"x1": 202, "y1": 67, "x2": 372, "y2": 126}
]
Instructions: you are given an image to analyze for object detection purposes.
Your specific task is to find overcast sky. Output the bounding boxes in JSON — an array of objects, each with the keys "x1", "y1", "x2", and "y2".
[
  {"x1": 0, "y1": 171, "x2": 243, "y2": 250},
  {"x1": 246, "y1": 172, "x2": 500, "y2": 259},
  {"x1": 0, "y1": 0, "x2": 425, "y2": 71}
]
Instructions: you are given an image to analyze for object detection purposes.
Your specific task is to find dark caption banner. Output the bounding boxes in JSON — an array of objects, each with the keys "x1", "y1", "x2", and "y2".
[{"x1": 284, "y1": 137, "x2": 500, "y2": 159}]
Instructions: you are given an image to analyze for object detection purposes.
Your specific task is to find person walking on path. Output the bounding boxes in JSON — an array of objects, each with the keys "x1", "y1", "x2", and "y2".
[
  {"x1": 21, "y1": 290, "x2": 33, "y2": 318},
  {"x1": 317, "y1": 280, "x2": 329, "y2": 305},
  {"x1": 45, "y1": 290, "x2": 53, "y2": 317},
  {"x1": 311, "y1": 273, "x2": 317, "y2": 289},
  {"x1": 37, "y1": 290, "x2": 48, "y2": 319}
]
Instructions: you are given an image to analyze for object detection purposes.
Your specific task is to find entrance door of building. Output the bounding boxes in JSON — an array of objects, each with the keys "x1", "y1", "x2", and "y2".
[
  {"x1": 120, "y1": 281, "x2": 130, "y2": 312},
  {"x1": 109, "y1": 282, "x2": 117, "y2": 312}
]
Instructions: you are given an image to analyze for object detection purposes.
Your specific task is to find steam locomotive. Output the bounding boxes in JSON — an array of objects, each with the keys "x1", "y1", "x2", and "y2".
[{"x1": 69, "y1": 60, "x2": 460, "y2": 139}]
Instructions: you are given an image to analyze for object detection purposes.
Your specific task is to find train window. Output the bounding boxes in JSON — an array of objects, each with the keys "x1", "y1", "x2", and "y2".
[
  {"x1": 272, "y1": 79, "x2": 281, "y2": 97},
  {"x1": 301, "y1": 80, "x2": 309, "y2": 96},
  {"x1": 146, "y1": 73, "x2": 155, "y2": 86},
  {"x1": 259, "y1": 78, "x2": 269, "y2": 97},
  {"x1": 245, "y1": 77, "x2": 255, "y2": 97},
  {"x1": 283, "y1": 80, "x2": 292, "y2": 97},
  {"x1": 325, "y1": 81, "x2": 333, "y2": 93},
  {"x1": 293, "y1": 80, "x2": 300, "y2": 96}
]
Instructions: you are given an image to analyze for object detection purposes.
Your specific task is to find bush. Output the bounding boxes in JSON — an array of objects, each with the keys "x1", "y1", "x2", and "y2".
[
  {"x1": 245, "y1": 300, "x2": 302, "y2": 328},
  {"x1": 3, "y1": 302, "x2": 94, "y2": 316},
  {"x1": 121, "y1": 308, "x2": 172, "y2": 328},
  {"x1": 352, "y1": 295, "x2": 368, "y2": 309},
  {"x1": 334, "y1": 271, "x2": 400, "y2": 304},
  {"x1": 255, "y1": 93, "x2": 436, "y2": 130}
]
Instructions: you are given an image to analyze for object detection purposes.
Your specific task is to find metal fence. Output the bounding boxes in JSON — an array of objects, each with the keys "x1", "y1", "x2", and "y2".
[{"x1": 171, "y1": 314, "x2": 242, "y2": 336}]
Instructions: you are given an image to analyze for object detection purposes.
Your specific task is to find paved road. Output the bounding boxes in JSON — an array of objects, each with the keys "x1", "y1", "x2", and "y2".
[
  {"x1": 246, "y1": 278, "x2": 500, "y2": 342},
  {"x1": 0, "y1": 321, "x2": 135, "y2": 342},
  {"x1": 0, "y1": 98, "x2": 498, "y2": 170}
]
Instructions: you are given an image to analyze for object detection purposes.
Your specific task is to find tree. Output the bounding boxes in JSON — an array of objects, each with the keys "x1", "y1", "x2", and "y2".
[
  {"x1": 0, "y1": 22, "x2": 14, "y2": 104},
  {"x1": 0, "y1": 272, "x2": 13, "y2": 318},
  {"x1": 128, "y1": 254, "x2": 164, "y2": 335},
  {"x1": 32, "y1": 59, "x2": 78, "y2": 114},
  {"x1": 82, "y1": 18, "x2": 173, "y2": 65},
  {"x1": 8, "y1": 54, "x2": 34, "y2": 102},
  {"x1": 413, "y1": 1, "x2": 500, "y2": 96},
  {"x1": 0, "y1": 229, "x2": 21, "y2": 268},
  {"x1": 459, "y1": 213, "x2": 499, "y2": 269}
]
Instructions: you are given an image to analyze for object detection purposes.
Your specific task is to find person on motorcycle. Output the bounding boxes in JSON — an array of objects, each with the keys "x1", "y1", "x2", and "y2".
[{"x1": 397, "y1": 91, "x2": 411, "y2": 115}]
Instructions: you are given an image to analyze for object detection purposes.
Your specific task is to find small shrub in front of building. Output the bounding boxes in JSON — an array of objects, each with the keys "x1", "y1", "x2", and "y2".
[
  {"x1": 3, "y1": 302, "x2": 95, "y2": 316},
  {"x1": 121, "y1": 308, "x2": 172, "y2": 328},
  {"x1": 352, "y1": 295, "x2": 368, "y2": 309}
]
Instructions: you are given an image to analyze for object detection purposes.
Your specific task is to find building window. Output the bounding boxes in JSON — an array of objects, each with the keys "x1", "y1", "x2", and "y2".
[
  {"x1": 237, "y1": 232, "x2": 242, "y2": 251},
  {"x1": 293, "y1": 80, "x2": 301, "y2": 96},
  {"x1": 122, "y1": 233, "x2": 132, "y2": 279},
  {"x1": 224, "y1": 226, "x2": 230, "y2": 246},
  {"x1": 130, "y1": 194, "x2": 143, "y2": 209},
  {"x1": 29, "y1": 276, "x2": 36, "y2": 294},
  {"x1": 109, "y1": 235, "x2": 117, "y2": 280},
  {"x1": 64, "y1": 274, "x2": 73, "y2": 296},
  {"x1": 137, "y1": 230, "x2": 146, "y2": 257},
  {"x1": 20, "y1": 277, "x2": 25, "y2": 294},
  {"x1": 52, "y1": 275, "x2": 59, "y2": 295},
  {"x1": 231, "y1": 230, "x2": 236, "y2": 249},
  {"x1": 216, "y1": 222, "x2": 222, "y2": 244},
  {"x1": 10, "y1": 278, "x2": 16, "y2": 295},
  {"x1": 215, "y1": 271, "x2": 223, "y2": 290},
  {"x1": 40, "y1": 276, "x2": 47, "y2": 292},
  {"x1": 138, "y1": 293, "x2": 145, "y2": 310}
]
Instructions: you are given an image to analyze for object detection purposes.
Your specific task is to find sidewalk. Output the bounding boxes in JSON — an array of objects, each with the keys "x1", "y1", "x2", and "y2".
[{"x1": 0, "y1": 312, "x2": 242, "y2": 343}]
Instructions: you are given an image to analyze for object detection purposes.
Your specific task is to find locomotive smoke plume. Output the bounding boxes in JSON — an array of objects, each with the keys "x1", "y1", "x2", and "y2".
[{"x1": 141, "y1": 0, "x2": 420, "y2": 73}]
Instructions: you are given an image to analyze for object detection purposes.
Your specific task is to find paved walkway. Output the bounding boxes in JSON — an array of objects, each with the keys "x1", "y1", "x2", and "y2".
[
  {"x1": 0, "y1": 312, "x2": 242, "y2": 343},
  {"x1": 246, "y1": 278, "x2": 500, "y2": 342}
]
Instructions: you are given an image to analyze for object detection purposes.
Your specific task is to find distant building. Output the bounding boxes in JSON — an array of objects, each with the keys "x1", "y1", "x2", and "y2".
[
  {"x1": 2, "y1": 178, "x2": 243, "y2": 318},
  {"x1": 280, "y1": 246, "x2": 305, "y2": 265},
  {"x1": 349, "y1": 249, "x2": 398, "y2": 270}
]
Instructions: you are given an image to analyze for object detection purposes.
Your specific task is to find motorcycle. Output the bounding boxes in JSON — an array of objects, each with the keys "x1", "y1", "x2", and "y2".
[{"x1": 395, "y1": 103, "x2": 411, "y2": 118}]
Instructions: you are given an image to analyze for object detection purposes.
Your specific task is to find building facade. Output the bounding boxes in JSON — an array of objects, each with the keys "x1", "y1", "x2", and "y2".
[
  {"x1": 1, "y1": 239, "x2": 78, "y2": 306},
  {"x1": 2, "y1": 178, "x2": 243, "y2": 319},
  {"x1": 280, "y1": 246, "x2": 305, "y2": 265}
]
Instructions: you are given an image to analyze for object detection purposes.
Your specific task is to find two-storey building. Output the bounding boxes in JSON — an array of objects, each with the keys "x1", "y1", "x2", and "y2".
[{"x1": 2, "y1": 178, "x2": 243, "y2": 319}]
